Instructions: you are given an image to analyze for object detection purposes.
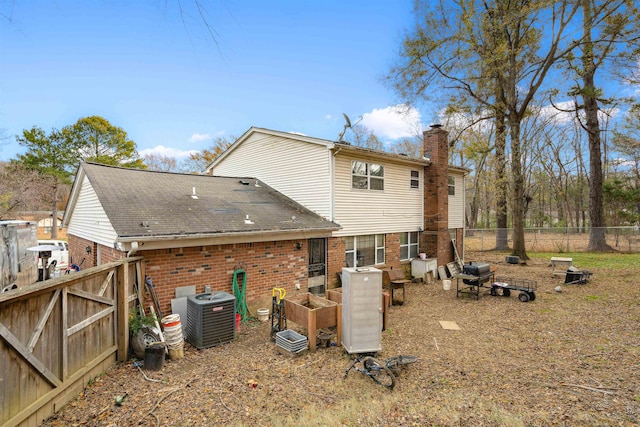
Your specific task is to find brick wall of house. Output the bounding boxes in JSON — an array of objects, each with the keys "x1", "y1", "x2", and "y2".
[
  {"x1": 68, "y1": 235, "x2": 97, "y2": 268},
  {"x1": 99, "y1": 243, "x2": 126, "y2": 265},
  {"x1": 326, "y1": 236, "x2": 345, "y2": 288},
  {"x1": 104, "y1": 240, "x2": 308, "y2": 316},
  {"x1": 68, "y1": 236, "x2": 126, "y2": 269}
]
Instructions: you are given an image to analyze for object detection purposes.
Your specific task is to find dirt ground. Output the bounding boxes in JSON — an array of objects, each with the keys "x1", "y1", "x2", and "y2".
[{"x1": 41, "y1": 251, "x2": 640, "y2": 426}]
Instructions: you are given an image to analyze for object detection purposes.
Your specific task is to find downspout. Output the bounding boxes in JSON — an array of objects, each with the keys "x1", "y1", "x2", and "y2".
[
  {"x1": 127, "y1": 241, "x2": 139, "y2": 257},
  {"x1": 330, "y1": 146, "x2": 342, "y2": 222},
  {"x1": 462, "y1": 173, "x2": 467, "y2": 262}
]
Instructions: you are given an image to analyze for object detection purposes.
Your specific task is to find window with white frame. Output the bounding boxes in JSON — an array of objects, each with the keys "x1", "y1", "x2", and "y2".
[
  {"x1": 352, "y1": 161, "x2": 384, "y2": 190},
  {"x1": 400, "y1": 232, "x2": 419, "y2": 260},
  {"x1": 345, "y1": 234, "x2": 385, "y2": 267},
  {"x1": 410, "y1": 170, "x2": 420, "y2": 189},
  {"x1": 448, "y1": 175, "x2": 455, "y2": 195}
]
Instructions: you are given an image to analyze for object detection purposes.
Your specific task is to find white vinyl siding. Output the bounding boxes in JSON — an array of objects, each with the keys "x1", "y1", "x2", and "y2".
[
  {"x1": 333, "y1": 154, "x2": 423, "y2": 237},
  {"x1": 448, "y1": 172, "x2": 465, "y2": 228},
  {"x1": 66, "y1": 176, "x2": 118, "y2": 247},
  {"x1": 212, "y1": 132, "x2": 331, "y2": 219}
]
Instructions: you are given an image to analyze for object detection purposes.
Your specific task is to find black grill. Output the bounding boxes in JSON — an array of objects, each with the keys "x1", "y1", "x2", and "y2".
[{"x1": 462, "y1": 262, "x2": 492, "y2": 286}]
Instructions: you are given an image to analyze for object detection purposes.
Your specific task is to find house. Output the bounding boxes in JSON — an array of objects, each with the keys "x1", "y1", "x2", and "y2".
[
  {"x1": 62, "y1": 163, "x2": 340, "y2": 314},
  {"x1": 206, "y1": 125, "x2": 467, "y2": 288},
  {"x1": 14, "y1": 211, "x2": 67, "y2": 240}
]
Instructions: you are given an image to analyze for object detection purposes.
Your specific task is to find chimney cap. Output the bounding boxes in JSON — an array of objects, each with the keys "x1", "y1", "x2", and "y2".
[{"x1": 429, "y1": 124, "x2": 442, "y2": 129}]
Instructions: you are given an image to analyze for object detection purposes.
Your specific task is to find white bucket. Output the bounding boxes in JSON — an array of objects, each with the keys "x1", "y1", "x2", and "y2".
[
  {"x1": 419, "y1": 253, "x2": 427, "y2": 260},
  {"x1": 443, "y1": 279, "x2": 452, "y2": 291},
  {"x1": 257, "y1": 308, "x2": 269, "y2": 322},
  {"x1": 161, "y1": 314, "x2": 184, "y2": 350}
]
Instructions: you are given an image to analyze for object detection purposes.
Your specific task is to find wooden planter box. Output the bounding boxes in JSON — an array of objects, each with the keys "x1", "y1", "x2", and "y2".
[
  {"x1": 283, "y1": 293, "x2": 341, "y2": 352},
  {"x1": 326, "y1": 288, "x2": 389, "y2": 332}
]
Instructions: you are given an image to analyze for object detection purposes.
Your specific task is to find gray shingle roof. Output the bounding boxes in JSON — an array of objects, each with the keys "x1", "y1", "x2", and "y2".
[{"x1": 81, "y1": 163, "x2": 339, "y2": 239}]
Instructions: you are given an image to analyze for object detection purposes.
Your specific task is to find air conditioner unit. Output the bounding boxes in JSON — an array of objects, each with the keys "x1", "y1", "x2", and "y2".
[
  {"x1": 341, "y1": 267, "x2": 383, "y2": 354},
  {"x1": 186, "y1": 291, "x2": 236, "y2": 349}
]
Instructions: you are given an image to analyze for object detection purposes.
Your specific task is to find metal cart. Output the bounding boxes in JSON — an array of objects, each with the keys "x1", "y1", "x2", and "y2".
[{"x1": 491, "y1": 276, "x2": 537, "y2": 302}]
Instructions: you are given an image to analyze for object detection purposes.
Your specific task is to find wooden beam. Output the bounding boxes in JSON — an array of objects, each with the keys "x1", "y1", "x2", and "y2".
[
  {"x1": 0, "y1": 257, "x2": 143, "y2": 305},
  {"x1": 3, "y1": 346, "x2": 116, "y2": 427},
  {"x1": 0, "y1": 322, "x2": 61, "y2": 387},
  {"x1": 98, "y1": 270, "x2": 115, "y2": 297},
  {"x1": 27, "y1": 289, "x2": 61, "y2": 352},
  {"x1": 134, "y1": 262, "x2": 146, "y2": 316},
  {"x1": 116, "y1": 261, "x2": 130, "y2": 363},
  {"x1": 66, "y1": 288, "x2": 114, "y2": 306},
  {"x1": 67, "y1": 307, "x2": 115, "y2": 336},
  {"x1": 62, "y1": 287, "x2": 68, "y2": 380}
]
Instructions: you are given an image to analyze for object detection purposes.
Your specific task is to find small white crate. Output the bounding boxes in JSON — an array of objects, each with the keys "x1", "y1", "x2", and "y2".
[{"x1": 275, "y1": 330, "x2": 307, "y2": 353}]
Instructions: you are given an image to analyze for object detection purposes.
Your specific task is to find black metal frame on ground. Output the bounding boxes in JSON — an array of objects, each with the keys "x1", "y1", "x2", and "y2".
[
  {"x1": 491, "y1": 276, "x2": 537, "y2": 302},
  {"x1": 453, "y1": 271, "x2": 496, "y2": 300},
  {"x1": 344, "y1": 354, "x2": 395, "y2": 389},
  {"x1": 343, "y1": 354, "x2": 418, "y2": 390},
  {"x1": 564, "y1": 269, "x2": 593, "y2": 285}
]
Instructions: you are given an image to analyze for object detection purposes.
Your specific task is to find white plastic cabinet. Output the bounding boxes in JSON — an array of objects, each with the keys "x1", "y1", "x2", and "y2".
[
  {"x1": 341, "y1": 267, "x2": 382, "y2": 354},
  {"x1": 411, "y1": 258, "x2": 438, "y2": 282}
]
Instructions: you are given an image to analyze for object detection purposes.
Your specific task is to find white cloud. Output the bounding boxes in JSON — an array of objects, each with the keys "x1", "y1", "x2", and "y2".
[
  {"x1": 537, "y1": 100, "x2": 620, "y2": 125},
  {"x1": 359, "y1": 105, "x2": 423, "y2": 139},
  {"x1": 139, "y1": 145, "x2": 199, "y2": 159},
  {"x1": 189, "y1": 133, "x2": 212, "y2": 143}
]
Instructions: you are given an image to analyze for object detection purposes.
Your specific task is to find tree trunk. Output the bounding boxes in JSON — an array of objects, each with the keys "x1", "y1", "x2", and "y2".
[
  {"x1": 51, "y1": 183, "x2": 59, "y2": 239},
  {"x1": 581, "y1": 0, "x2": 612, "y2": 252},
  {"x1": 494, "y1": 112, "x2": 509, "y2": 250},
  {"x1": 510, "y1": 120, "x2": 528, "y2": 259}
]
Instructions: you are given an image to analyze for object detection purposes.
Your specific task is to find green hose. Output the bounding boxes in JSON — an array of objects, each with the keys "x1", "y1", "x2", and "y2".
[{"x1": 232, "y1": 269, "x2": 249, "y2": 321}]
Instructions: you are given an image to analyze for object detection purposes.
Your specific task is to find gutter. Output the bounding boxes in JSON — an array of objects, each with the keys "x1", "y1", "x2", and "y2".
[{"x1": 116, "y1": 226, "x2": 340, "y2": 244}]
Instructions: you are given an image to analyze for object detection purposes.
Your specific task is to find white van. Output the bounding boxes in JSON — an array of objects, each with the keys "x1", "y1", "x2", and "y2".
[{"x1": 37, "y1": 239, "x2": 69, "y2": 271}]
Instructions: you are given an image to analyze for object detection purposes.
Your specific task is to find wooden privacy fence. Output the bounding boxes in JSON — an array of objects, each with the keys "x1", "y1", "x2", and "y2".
[{"x1": 0, "y1": 257, "x2": 142, "y2": 427}]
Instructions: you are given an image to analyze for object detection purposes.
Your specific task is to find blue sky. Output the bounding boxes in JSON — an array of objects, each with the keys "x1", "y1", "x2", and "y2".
[{"x1": 0, "y1": 0, "x2": 434, "y2": 162}]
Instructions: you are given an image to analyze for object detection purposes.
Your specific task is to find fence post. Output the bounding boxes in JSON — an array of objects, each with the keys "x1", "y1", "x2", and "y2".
[{"x1": 116, "y1": 260, "x2": 130, "y2": 362}]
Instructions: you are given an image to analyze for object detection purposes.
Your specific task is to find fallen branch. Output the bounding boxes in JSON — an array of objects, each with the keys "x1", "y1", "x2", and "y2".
[
  {"x1": 294, "y1": 358, "x2": 322, "y2": 370},
  {"x1": 433, "y1": 337, "x2": 439, "y2": 351},
  {"x1": 581, "y1": 352, "x2": 608, "y2": 358},
  {"x1": 307, "y1": 391, "x2": 335, "y2": 400},
  {"x1": 219, "y1": 381, "x2": 238, "y2": 412},
  {"x1": 149, "y1": 380, "x2": 197, "y2": 426},
  {"x1": 561, "y1": 383, "x2": 616, "y2": 395}
]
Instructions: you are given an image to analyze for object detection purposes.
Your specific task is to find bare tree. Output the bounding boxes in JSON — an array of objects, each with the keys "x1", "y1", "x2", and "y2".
[
  {"x1": 144, "y1": 153, "x2": 179, "y2": 172},
  {"x1": 0, "y1": 162, "x2": 57, "y2": 219},
  {"x1": 387, "y1": 0, "x2": 582, "y2": 259}
]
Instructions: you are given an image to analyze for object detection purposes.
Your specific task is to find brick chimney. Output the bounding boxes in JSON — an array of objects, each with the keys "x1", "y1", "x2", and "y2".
[{"x1": 422, "y1": 125, "x2": 452, "y2": 265}]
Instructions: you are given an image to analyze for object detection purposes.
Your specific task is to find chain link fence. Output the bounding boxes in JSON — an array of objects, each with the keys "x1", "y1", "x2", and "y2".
[{"x1": 464, "y1": 227, "x2": 640, "y2": 253}]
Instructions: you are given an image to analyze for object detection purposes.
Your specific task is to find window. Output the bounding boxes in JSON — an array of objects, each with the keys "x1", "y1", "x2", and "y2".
[
  {"x1": 352, "y1": 161, "x2": 384, "y2": 190},
  {"x1": 400, "y1": 232, "x2": 419, "y2": 260},
  {"x1": 448, "y1": 175, "x2": 455, "y2": 195},
  {"x1": 345, "y1": 234, "x2": 385, "y2": 267},
  {"x1": 410, "y1": 170, "x2": 419, "y2": 189}
]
